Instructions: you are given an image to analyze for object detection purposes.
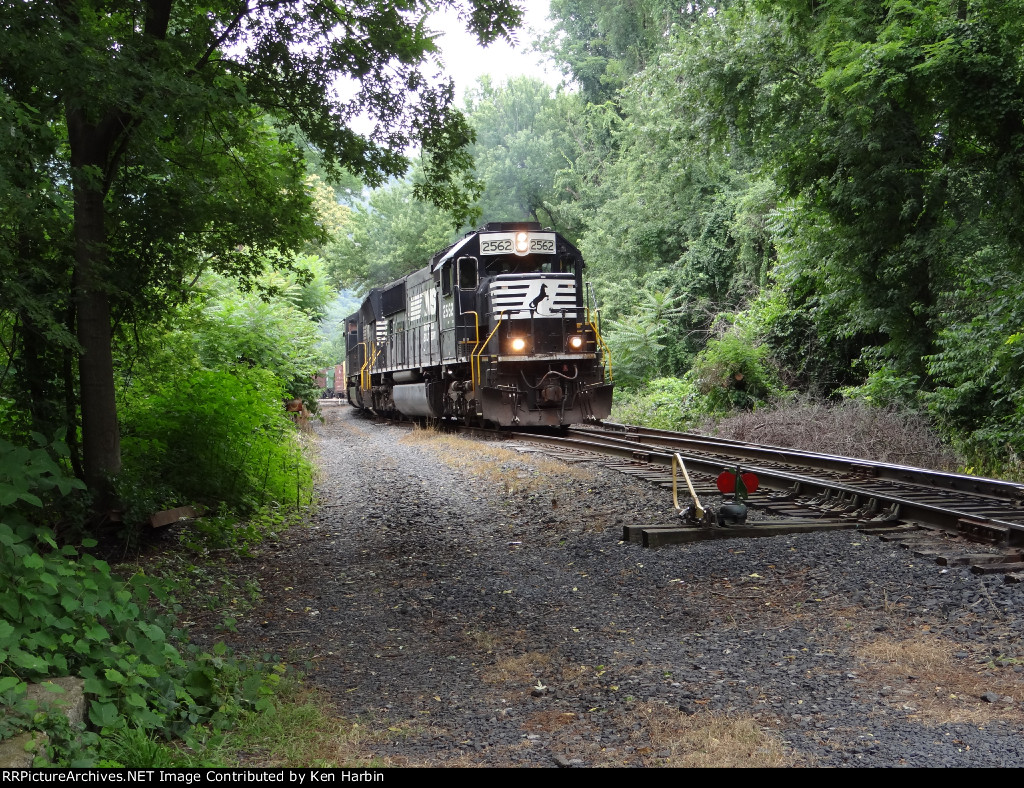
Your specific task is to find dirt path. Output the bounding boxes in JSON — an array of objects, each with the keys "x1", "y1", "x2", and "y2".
[{"x1": 207, "y1": 403, "x2": 1024, "y2": 767}]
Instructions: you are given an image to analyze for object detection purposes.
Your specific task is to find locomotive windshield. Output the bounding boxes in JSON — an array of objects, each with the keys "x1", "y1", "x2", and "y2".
[{"x1": 485, "y1": 255, "x2": 569, "y2": 275}]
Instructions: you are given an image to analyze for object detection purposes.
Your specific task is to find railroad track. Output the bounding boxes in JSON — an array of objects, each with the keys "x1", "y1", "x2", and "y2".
[
  {"x1": 354, "y1": 406, "x2": 1024, "y2": 573},
  {"x1": 495, "y1": 422, "x2": 1024, "y2": 573}
]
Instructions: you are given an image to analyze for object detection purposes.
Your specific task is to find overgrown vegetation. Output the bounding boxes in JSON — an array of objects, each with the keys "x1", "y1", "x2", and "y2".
[
  {"x1": 329, "y1": 0, "x2": 1024, "y2": 478},
  {"x1": 701, "y1": 398, "x2": 961, "y2": 471},
  {"x1": 0, "y1": 438, "x2": 285, "y2": 765}
]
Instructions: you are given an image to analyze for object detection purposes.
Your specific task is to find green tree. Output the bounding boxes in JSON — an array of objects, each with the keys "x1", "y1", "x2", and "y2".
[
  {"x1": 328, "y1": 175, "x2": 458, "y2": 290},
  {"x1": 564, "y1": 27, "x2": 779, "y2": 375},
  {"x1": 684, "y1": 0, "x2": 1024, "y2": 386},
  {"x1": 0, "y1": 0, "x2": 522, "y2": 504},
  {"x1": 543, "y1": 0, "x2": 696, "y2": 102},
  {"x1": 466, "y1": 76, "x2": 575, "y2": 225}
]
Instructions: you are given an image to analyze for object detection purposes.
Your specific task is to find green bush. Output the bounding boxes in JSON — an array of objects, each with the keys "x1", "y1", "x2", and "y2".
[
  {"x1": 839, "y1": 366, "x2": 923, "y2": 410},
  {"x1": 687, "y1": 331, "x2": 783, "y2": 414},
  {"x1": 0, "y1": 437, "x2": 282, "y2": 764},
  {"x1": 923, "y1": 277, "x2": 1024, "y2": 470},
  {"x1": 119, "y1": 367, "x2": 313, "y2": 519},
  {"x1": 611, "y1": 377, "x2": 699, "y2": 431}
]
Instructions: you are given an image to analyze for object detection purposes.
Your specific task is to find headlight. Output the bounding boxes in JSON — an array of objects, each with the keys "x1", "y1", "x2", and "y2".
[
  {"x1": 568, "y1": 335, "x2": 584, "y2": 350},
  {"x1": 515, "y1": 231, "x2": 530, "y2": 254},
  {"x1": 510, "y1": 337, "x2": 527, "y2": 352}
]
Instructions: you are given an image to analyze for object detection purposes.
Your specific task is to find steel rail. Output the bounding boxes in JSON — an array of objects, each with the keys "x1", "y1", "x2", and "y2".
[
  {"x1": 572, "y1": 423, "x2": 1024, "y2": 503},
  {"x1": 508, "y1": 429, "x2": 1024, "y2": 546}
]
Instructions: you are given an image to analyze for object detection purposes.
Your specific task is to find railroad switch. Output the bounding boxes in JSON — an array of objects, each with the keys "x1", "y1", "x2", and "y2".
[
  {"x1": 713, "y1": 467, "x2": 759, "y2": 526},
  {"x1": 672, "y1": 457, "x2": 760, "y2": 527}
]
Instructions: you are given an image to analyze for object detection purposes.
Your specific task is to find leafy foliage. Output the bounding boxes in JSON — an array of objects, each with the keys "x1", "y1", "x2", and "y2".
[
  {"x1": 688, "y1": 330, "x2": 784, "y2": 414},
  {"x1": 326, "y1": 175, "x2": 459, "y2": 290},
  {"x1": 466, "y1": 77, "x2": 578, "y2": 226},
  {"x1": 604, "y1": 288, "x2": 688, "y2": 386},
  {"x1": 117, "y1": 270, "x2": 321, "y2": 520},
  {"x1": 925, "y1": 260, "x2": 1024, "y2": 463},
  {"x1": 119, "y1": 367, "x2": 312, "y2": 518},
  {"x1": 0, "y1": 439, "x2": 281, "y2": 759},
  {"x1": 611, "y1": 377, "x2": 698, "y2": 432},
  {"x1": 543, "y1": 0, "x2": 696, "y2": 102}
]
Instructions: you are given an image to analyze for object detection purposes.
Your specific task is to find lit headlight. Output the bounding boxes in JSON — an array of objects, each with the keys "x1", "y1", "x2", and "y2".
[
  {"x1": 568, "y1": 335, "x2": 584, "y2": 350},
  {"x1": 515, "y1": 231, "x2": 530, "y2": 254},
  {"x1": 510, "y1": 337, "x2": 527, "y2": 352}
]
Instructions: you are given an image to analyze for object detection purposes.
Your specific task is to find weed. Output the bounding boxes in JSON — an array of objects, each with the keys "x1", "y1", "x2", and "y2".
[
  {"x1": 700, "y1": 396, "x2": 960, "y2": 471},
  {"x1": 856, "y1": 635, "x2": 1024, "y2": 724},
  {"x1": 482, "y1": 652, "x2": 553, "y2": 685},
  {"x1": 97, "y1": 727, "x2": 182, "y2": 768},
  {"x1": 209, "y1": 688, "x2": 391, "y2": 768},
  {"x1": 635, "y1": 704, "x2": 801, "y2": 767}
]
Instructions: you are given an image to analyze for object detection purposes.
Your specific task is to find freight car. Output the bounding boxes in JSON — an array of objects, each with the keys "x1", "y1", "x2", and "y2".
[
  {"x1": 344, "y1": 222, "x2": 613, "y2": 427},
  {"x1": 316, "y1": 363, "x2": 347, "y2": 399}
]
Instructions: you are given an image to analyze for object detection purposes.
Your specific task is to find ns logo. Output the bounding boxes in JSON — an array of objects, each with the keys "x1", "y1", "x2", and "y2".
[
  {"x1": 524, "y1": 282, "x2": 555, "y2": 317},
  {"x1": 420, "y1": 291, "x2": 436, "y2": 317}
]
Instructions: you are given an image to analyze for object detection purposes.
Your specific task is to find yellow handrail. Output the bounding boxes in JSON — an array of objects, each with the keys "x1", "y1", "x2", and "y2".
[
  {"x1": 357, "y1": 342, "x2": 369, "y2": 391},
  {"x1": 588, "y1": 311, "x2": 613, "y2": 382},
  {"x1": 360, "y1": 342, "x2": 381, "y2": 391},
  {"x1": 462, "y1": 311, "x2": 481, "y2": 388},
  {"x1": 471, "y1": 311, "x2": 506, "y2": 396}
]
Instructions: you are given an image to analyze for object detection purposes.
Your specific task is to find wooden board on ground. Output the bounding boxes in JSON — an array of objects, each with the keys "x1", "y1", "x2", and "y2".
[
  {"x1": 970, "y1": 561, "x2": 1024, "y2": 575},
  {"x1": 623, "y1": 518, "x2": 884, "y2": 546},
  {"x1": 858, "y1": 524, "x2": 919, "y2": 535},
  {"x1": 150, "y1": 505, "x2": 199, "y2": 529}
]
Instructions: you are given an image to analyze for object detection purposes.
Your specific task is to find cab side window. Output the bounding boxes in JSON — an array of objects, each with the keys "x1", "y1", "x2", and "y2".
[
  {"x1": 458, "y1": 257, "x2": 478, "y2": 289},
  {"x1": 440, "y1": 263, "x2": 453, "y2": 296}
]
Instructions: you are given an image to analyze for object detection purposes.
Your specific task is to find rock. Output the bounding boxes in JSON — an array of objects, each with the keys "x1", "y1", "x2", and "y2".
[
  {"x1": 0, "y1": 731, "x2": 48, "y2": 768},
  {"x1": 0, "y1": 677, "x2": 85, "y2": 768},
  {"x1": 26, "y1": 677, "x2": 86, "y2": 728}
]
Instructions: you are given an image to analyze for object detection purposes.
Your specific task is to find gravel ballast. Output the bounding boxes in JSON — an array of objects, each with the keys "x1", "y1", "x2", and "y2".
[{"x1": 218, "y1": 404, "x2": 1024, "y2": 767}]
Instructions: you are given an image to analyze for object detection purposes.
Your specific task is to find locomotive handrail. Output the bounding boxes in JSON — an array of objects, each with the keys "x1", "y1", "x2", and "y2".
[
  {"x1": 360, "y1": 342, "x2": 381, "y2": 392},
  {"x1": 462, "y1": 310, "x2": 481, "y2": 388},
  {"x1": 472, "y1": 310, "x2": 506, "y2": 396},
  {"x1": 589, "y1": 311, "x2": 613, "y2": 382},
  {"x1": 357, "y1": 342, "x2": 369, "y2": 391}
]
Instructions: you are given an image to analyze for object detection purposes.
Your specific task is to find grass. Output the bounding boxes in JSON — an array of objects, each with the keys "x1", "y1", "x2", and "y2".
[
  {"x1": 854, "y1": 634, "x2": 1024, "y2": 725},
  {"x1": 213, "y1": 689, "x2": 389, "y2": 767},
  {"x1": 462, "y1": 626, "x2": 519, "y2": 654},
  {"x1": 636, "y1": 704, "x2": 802, "y2": 767},
  {"x1": 85, "y1": 685, "x2": 389, "y2": 769},
  {"x1": 481, "y1": 651, "x2": 553, "y2": 685}
]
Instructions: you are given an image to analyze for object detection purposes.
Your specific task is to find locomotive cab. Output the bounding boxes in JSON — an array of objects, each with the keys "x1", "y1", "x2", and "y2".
[{"x1": 440, "y1": 223, "x2": 613, "y2": 427}]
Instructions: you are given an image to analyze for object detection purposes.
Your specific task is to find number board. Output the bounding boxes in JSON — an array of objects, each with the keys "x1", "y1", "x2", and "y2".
[{"x1": 478, "y1": 232, "x2": 557, "y2": 256}]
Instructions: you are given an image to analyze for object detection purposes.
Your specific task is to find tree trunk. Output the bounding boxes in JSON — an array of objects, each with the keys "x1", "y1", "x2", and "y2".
[
  {"x1": 67, "y1": 108, "x2": 122, "y2": 504},
  {"x1": 59, "y1": 0, "x2": 172, "y2": 507}
]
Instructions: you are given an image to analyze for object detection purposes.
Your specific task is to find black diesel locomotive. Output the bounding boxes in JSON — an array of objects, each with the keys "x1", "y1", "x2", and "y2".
[{"x1": 344, "y1": 222, "x2": 613, "y2": 427}]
